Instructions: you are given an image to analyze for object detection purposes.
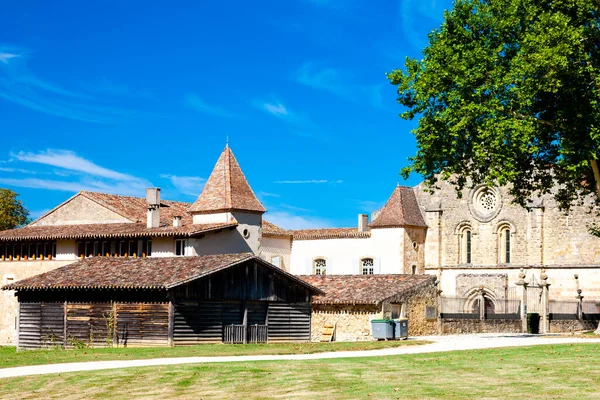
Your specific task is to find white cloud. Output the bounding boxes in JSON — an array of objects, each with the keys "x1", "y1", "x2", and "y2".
[
  {"x1": 297, "y1": 62, "x2": 348, "y2": 97},
  {"x1": 274, "y1": 179, "x2": 342, "y2": 184},
  {"x1": 161, "y1": 174, "x2": 205, "y2": 197},
  {"x1": 265, "y1": 211, "x2": 334, "y2": 230},
  {"x1": 12, "y1": 150, "x2": 139, "y2": 182},
  {"x1": 296, "y1": 61, "x2": 388, "y2": 109},
  {"x1": 1, "y1": 148, "x2": 152, "y2": 196},
  {"x1": 263, "y1": 102, "x2": 288, "y2": 116},
  {"x1": 257, "y1": 191, "x2": 280, "y2": 198},
  {"x1": 0, "y1": 52, "x2": 19, "y2": 64},
  {"x1": 185, "y1": 93, "x2": 239, "y2": 118},
  {"x1": 279, "y1": 203, "x2": 312, "y2": 212},
  {"x1": 0, "y1": 177, "x2": 146, "y2": 196},
  {"x1": 0, "y1": 46, "x2": 141, "y2": 123}
]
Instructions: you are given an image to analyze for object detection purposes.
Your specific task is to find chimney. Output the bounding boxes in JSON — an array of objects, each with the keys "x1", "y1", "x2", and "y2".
[
  {"x1": 146, "y1": 188, "x2": 161, "y2": 228},
  {"x1": 173, "y1": 216, "x2": 182, "y2": 228},
  {"x1": 358, "y1": 214, "x2": 369, "y2": 232}
]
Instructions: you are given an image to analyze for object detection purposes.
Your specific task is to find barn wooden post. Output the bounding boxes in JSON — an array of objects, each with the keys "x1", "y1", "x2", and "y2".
[
  {"x1": 242, "y1": 302, "x2": 248, "y2": 344},
  {"x1": 16, "y1": 302, "x2": 21, "y2": 352},
  {"x1": 63, "y1": 299, "x2": 68, "y2": 348},
  {"x1": 167, "y1": 299, "x2": 174, "y2": 347}
]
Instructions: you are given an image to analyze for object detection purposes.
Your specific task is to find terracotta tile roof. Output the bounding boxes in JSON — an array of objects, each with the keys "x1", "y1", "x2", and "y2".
[
  {"x1": 298, "y1": 274, "x2": 436, "y2": 305},
  {"x1": 189, "y1": 147, "x2": 266, "y2": 214},
  {"x1": 262, "y1": 220, "x2": 290, "y2": 237},
  {"x1": 291, "y1": 228, "x2": 371, "y2": 240},
  {"x1": 3, "y1": 253, "x2": 323, "y2": 293},
  {"x1": 80, "y1": 192, "x2": 193, "y2": 225},
  {"x1": 0, "y1": 222, "x2": 237, "y2": 241},
  {"x1": 369, "y1": 186, "x2": 427, "y2": 228}
]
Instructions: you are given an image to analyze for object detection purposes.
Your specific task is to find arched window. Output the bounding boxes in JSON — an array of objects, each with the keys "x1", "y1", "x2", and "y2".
[
  {"x1": 313, "y1": 258, "x2": 326, "y2": 275},
  {"x1": 458, "y1": 225, "x2": 472, "y2": 264},
  {"x1": 361, "y1": 258, "x2": 374, "y2": 275},
  {"x1": 498, "y1": 224, "x2": 512, "y2": 264}
]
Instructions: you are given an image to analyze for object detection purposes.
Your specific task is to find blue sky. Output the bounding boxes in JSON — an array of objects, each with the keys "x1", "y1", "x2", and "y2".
[{"x1": 0, "y1": 0, "x2": 452, "y2": 229}]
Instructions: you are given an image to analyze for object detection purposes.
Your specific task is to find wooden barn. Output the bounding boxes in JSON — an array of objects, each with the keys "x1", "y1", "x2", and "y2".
[{"x1": 2, "y1": 253, "x2": 321, "y2": 350}]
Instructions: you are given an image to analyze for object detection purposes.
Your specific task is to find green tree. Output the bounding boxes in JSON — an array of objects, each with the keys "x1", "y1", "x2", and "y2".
[
  {"x1": 0, "y1": 189, "x2": 30, "y2": 230},
  {"x1": 388, "y1": 0, "x2": 600, "y2": 211}
]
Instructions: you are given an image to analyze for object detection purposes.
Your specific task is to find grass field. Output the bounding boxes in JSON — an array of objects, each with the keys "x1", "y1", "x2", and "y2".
[
  {"x1": 1, "y1": 343, "x2": 599, "y2": 399},
  {"x1": 0, "y1": 340, "x2": 428, "y2": 369}
]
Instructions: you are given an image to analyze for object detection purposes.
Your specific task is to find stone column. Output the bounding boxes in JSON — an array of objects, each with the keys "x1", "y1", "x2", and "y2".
[
  {"x1": 478, "y1": 287, "x2": 485, "y2": 321},
  {"x1": 575, "y1": 274, "x2": 584, "y2": 321},
  {"x1": 540, "y1": 269, "x2": 550, "y2": 334},
  {"x1": 515, "y1": 268, "x2": 528, "y2": 333},
  {"x1": 576, "y1": 290, "x2": 584, "y2": 321}
]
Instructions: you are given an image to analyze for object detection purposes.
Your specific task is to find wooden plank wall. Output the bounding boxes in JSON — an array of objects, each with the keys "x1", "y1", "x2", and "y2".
[
  {"x1": 18, "y1": 303, "x2": 65, "y2": 349},
  {"x1": 19, "y1": 302, "x2": 168, "y2": 349},
  {"x1": 66, "y1": 303, "x2": 112, "y2": 348},
  {"x1": 173, "y1": 301, "x2": 225, "y2": 344},
  {"x1": 267, "y1": 303, "x2": 311, "y2": 342},
  {"x1": 116, "y1": 303, "x2": 169, "y2": 347},
  {"x1": 171, "y1": 262, "x2": 311, "y2": 303}
]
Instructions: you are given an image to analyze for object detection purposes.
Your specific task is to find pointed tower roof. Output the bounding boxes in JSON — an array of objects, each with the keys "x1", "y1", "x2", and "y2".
[
  {"x1": 189, "y1": 147, "x2": 266, "y2": 214},
  {"x1": 369, "y1": 186, "x2": 427, "y2": 228}
]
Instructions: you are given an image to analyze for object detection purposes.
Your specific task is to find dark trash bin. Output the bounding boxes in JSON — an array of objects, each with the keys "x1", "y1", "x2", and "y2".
[
  {"x1": 371, "y1": 319, "x2": 394, "y2": 340},
  {"x1": 394, "y1": 319, "x2": 408, "y2": 340}
]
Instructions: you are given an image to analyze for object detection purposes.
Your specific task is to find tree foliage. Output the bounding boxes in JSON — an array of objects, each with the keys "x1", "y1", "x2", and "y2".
[
  {"x1": 0, "y1": 189, "x2": 30, "y2": 230},
  {"x1": 388, "y1": 0, "x2": 600, "y2": 210}
]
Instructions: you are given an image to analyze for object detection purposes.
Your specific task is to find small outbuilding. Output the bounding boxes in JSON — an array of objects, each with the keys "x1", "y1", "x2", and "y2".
[
  {"x1": 3, "y1": 253, "x2": 321, "y2": 349},
  {"x1": 299, "y1": 274, "x2": 438, "y2": 341}
]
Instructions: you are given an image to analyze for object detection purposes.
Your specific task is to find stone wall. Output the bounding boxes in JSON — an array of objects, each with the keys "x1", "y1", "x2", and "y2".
[
  {"x1": 0, "y1": 260, "x2": 73, "y2": 344},
  {"x1": 414, "y1": 179, "x2": 600, "y2": 301},
  {"x1": 311, "y1": 304, "x2": 381, "y2": 342},
  {"x1": 549, "y1": 319, "x2": 599, "y2": 333},
  {"x1": 382, "y1": 278, "x2": 439, "y2": 336},
  {"x1": 403, "y1": 227, "x2": 426, "y2": 274},
  {"x1": 32, "y1": 195, "x2": 130, "y2": 226},
  {"x1": 441, "y1": 319, "x2": 522, "y2": 334}
]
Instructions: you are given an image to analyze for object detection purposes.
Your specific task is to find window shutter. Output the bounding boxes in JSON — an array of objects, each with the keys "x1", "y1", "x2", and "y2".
[
  {"x1": 374, "y1": 258, "x2": 381, "y2": 274},
  {"x1": 352, "y1": 258, "x2": 360, "y2": 275}
]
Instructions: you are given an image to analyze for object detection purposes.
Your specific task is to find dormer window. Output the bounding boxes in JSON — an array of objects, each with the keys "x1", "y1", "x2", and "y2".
[{"x1": 175, "y1": 239, "x2": 186, "y2": 256}]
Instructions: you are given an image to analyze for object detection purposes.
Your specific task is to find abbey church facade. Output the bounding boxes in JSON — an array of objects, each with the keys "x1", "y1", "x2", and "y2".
[{"x1": 1, "y1": 146, "x2": 599, "y2": 344}]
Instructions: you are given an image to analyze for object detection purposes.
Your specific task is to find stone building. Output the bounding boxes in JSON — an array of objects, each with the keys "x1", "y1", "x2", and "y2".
[
  {"x1": 300, "y1": 274, "x2": 437, "y2": 341},
  {"x1": 2, "y1": 145, "x2": 600, "y2": 344}
]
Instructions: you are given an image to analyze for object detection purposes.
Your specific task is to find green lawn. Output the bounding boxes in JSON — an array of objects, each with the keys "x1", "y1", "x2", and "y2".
[
  {"x1": 0, "y1": 340, "x2": 428, "y2": 369},
  {"x1": 1, "y1": 344, "x2": 599, "y2": 399}
]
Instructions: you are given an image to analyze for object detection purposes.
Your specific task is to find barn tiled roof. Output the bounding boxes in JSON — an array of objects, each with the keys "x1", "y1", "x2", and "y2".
[
  {"x1": 298, "y1": 274, "x2": 435, "y2": 305},
  {"x1": 0, "y1": 222, "x2": 237, "y2": 241},
  {"x1": 291, "y1": 228, "x2": 371, "y2": 240},
  {"x1": 3, "y1": 253, "x2": 322, "y2": 293},
  {"x1": 262, "y1": 220, "x2": 290, "y2": 237},
  {"x1": 189, "y1": 147, "x2": 266, "y2": 214},
  {"x1": 369, "y1": 186, "x2": 427, "y2": 228}
]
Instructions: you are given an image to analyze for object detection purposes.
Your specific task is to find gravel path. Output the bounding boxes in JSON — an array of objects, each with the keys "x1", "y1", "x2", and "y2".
[{"x1": 1, "y1": 333, "x2": 598, "y2": 379}]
